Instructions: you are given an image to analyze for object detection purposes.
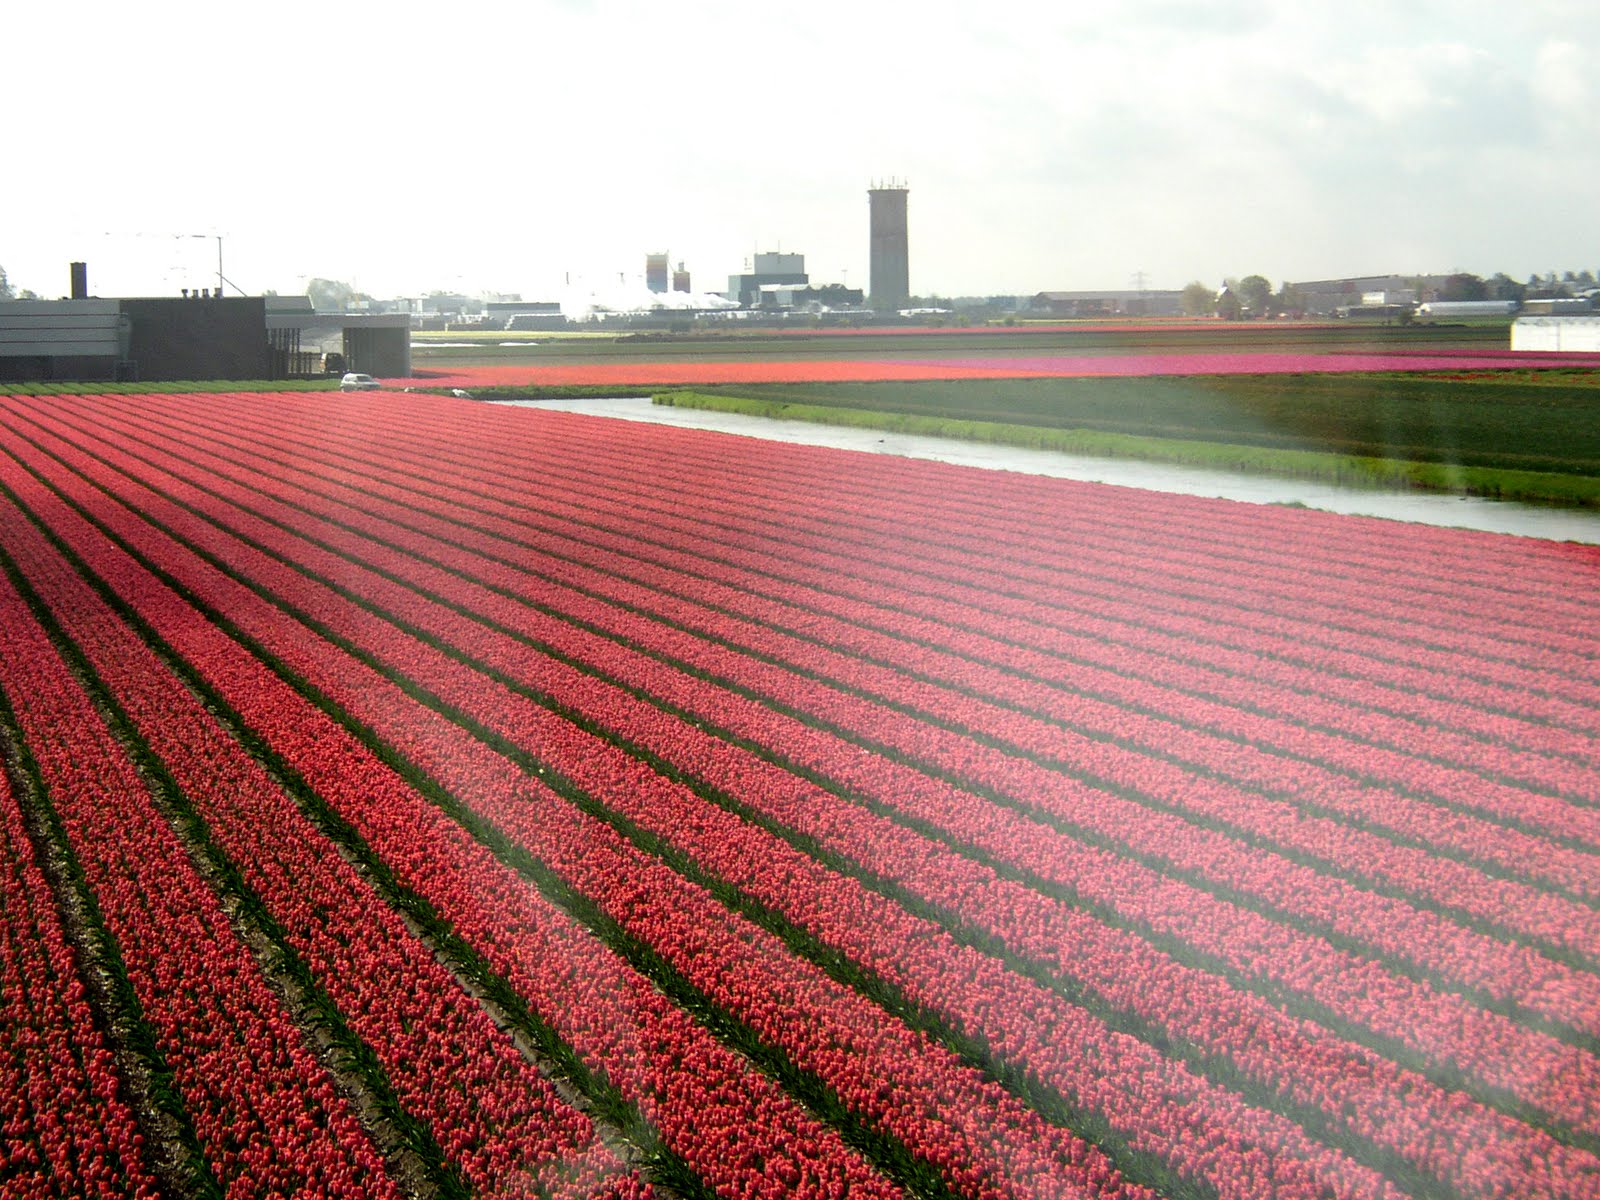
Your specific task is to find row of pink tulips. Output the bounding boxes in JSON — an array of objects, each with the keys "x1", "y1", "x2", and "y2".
[
  {"x1": 0, "y1": 478, "x2": 642, "y2": 1199},
  {"x1": 12, "y1": 400, "x2": 1600, "y2": 1196},
  {"x1": 0, "y1": 761, "x2": 160, "y2": 1197},
  {"x1": 85, "y1": 391, "x2": 1600, "y2": 770},
  {"x1": 13, "y1": 398, "x2": 1158, "y2": 1200},
  {"x1": 0, "y1": 412, "x2": 902, "y2": 1200},
  {"x1": 18, "y1": 396, "x2": 1597, "y2": 1096},
  {"x1": 0, "y1": 499, "x2": 396, "y2": 1200}
]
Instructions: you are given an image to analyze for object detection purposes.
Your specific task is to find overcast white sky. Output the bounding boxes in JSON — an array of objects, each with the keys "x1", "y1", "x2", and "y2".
[{"x1": 4, "y1": 1, "x2": 1597, "y2": 302}]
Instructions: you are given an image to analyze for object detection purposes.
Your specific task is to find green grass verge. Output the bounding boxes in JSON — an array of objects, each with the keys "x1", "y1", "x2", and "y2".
[
  {"x1": 0, "y1": 379, "x2": 342, "y2": 396},
  {"x1": 653, "y1": 389, "x2": 1600, "y2": 508},
  {"x1": 432, "y1": 384, "x2": 659, "y2": 401}
]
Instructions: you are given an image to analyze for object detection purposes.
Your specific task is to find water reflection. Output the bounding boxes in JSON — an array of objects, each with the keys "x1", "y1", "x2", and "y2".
[{"x1": 506, "y1": 397, "x2": 1600, "y2": 546}]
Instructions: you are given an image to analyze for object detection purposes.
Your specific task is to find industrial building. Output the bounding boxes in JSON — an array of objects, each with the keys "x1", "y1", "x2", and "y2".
[
  {"x1": 1280, "y1": 274, "x2": 1465, "y2": 317},
  {"x1": 0, "y1": 263, "x2": 409, "y2": 382},
  {"x1": 1511, "y1": 315, "x2": 1600, "y2": 352},
  {"x1": 1028, "y1": 290, "x2": 1184, "y2": 318},
  {"x1": 485, "y1": 299, "x2": 567, "y2": 330},
  {"x1": 751, "y1": 283, "x2": 866, "y2": 312},
  {"x1": 726, "y1": 252, "x2": 808, "y2": 308},
  {"x1": 868, "y1": 181, "x2": 909, "y2": 311},
  {"x1": 646, "y1": 253, "x2": 670, "y2": 294}
]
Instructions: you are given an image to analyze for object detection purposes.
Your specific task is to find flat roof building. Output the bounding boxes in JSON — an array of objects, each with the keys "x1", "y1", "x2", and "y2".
[{"x1": 727, "y1": 252, "x2": 808, "y2": 308}]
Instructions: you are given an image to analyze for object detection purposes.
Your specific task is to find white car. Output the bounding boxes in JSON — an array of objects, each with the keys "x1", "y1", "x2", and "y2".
[{"x1": 340, "y1": 372, "x2": 381, "y2": 391}]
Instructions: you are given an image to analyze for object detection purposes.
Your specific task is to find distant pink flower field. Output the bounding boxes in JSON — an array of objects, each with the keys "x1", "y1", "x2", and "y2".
[{"x1": 401, "y1": 349, "x2": 1600, "y2": 390}]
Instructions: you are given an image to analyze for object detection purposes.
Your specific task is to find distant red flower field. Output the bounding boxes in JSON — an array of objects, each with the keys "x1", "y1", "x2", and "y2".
[
  {"x1": 401, "y1": 348, "x2": 1600, "y2": 389},
  {"x1": 2, "y1": 388, "x2": 1597, "y2": 1199}
]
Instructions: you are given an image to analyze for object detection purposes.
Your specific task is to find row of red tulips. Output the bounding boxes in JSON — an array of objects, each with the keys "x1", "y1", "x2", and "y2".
[
  {"x1": 530, "y1": 434, "x2": 1598, "y2": 710},
  {"x1": 0, "y1": 761, "x2": 159, "y2": 1197},
  {"x1": 96, "y1": 400, "x2": 1600, "y2": 998},
  {"x1": 361, "y1": 394, "x2": 1598, "y2": 672},
  {"x1": 0, "y1": 511, "x2": 395, "y2": 1199},
  {"x1": 597, "y1": 411, "x2": 1597, "y2": 631},
  {"x1": 59, "y1": 393, "x2": 1600, "y2": 906},
  {"x1": 0, "y1": 477, "x2": 642, "y2": 1198},
  {"x1": 133, "y1": 390, "x2": 1600, "y2": 795},
  {"x1": 0, "y1": 414, "x2": 904, "y2": 1200},
  {"x1": 12, "y1": 390, "x2": 1600, "y2": 1196},
  {"x1": 12, "y1": 400, "x2": 1600, "y2": 1196},
  {"x1": 10, "y1": 395, "x2": 1161, "y2": 1200},
  {"x1": 78, "y1": 392, "x2": 1600, "y2": 770},
  {"x1": 535, "y1": 410, "x2": 1599, "y2": 701},
  {"x1": 15, "y1": 395, "x2": 1600, "y2": 1049},
  {"x1": 338, "y1": 400, "x2": 1600, "y2": 781},
  {"x1": 15, "y1": 396, "x2": 1596, "y2": 1101},
  {"x1": 107, "y1": 386, "x2": 1600, "y2": 641},
  {"x1": 98, "y1": 437, "x2": 1425, "y2": 1200},
  {"x1": 136, "y1": 444, "x2": 1600, "y2": 1200}
]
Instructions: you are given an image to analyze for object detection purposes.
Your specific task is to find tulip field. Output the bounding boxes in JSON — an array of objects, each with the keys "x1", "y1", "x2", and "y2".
[
  {"x1": 397, "y1": 347, "x2": 1600, "y2": 393},
  {"x1": 1, "y1": 387, "x2": 1598, "y2": 1200}
]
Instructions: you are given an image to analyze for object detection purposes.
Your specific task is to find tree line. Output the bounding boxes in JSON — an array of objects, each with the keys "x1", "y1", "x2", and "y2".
[
  {"x1": 1181, "y1": 270, "x2": 1599, "y2": 319},
  {"x1": 0, "y1": 266, "x2": 40, "y2": 301}
]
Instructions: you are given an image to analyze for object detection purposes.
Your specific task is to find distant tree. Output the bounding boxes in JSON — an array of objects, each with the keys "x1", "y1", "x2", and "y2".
[
  {"x1": 1215, "y1": 287, "x2": 1242, "y2": 321},
  {"x1": 1527, "y1": 275, "x2": 1571, "y2": 299},
  {"x1": 1577, "y1": 269, "x2": 1596, "y2": 287},
  {"x1": 1436, "y1": 273, "x2": 1488, "y2": 302},
  {"x1": 0, "y1": 265, "x2": 12, "y2": 300},
  {"x1": 1486, "y1": 273, "x2": 1526, "y2": 304},
  {"x1": 306, "y1": 277, "x2": 366, "y2": 311},
  {"x1": 1236, "y1": 274, "x2": 1273, "y2": 317},
  {"x1": 1180, "y1": 281, "x2": 1215, "y2": 316},
  {"x1": 1399, "y1": 276, "x2": 1430, "y2": 304},
  {"x1": 1273, "y1": 282, "x2": 1306, "y2": 317}
]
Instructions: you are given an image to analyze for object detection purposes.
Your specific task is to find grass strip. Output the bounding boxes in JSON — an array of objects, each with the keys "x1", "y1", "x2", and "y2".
[{"x1": 0, "y1": 379, "x2": 341, "y2": 396}]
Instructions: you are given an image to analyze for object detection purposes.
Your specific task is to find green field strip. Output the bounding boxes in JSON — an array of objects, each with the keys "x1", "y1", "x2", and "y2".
[{"x1": 657, "y1": 371, "x2": 1600, "y2": 472}]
